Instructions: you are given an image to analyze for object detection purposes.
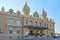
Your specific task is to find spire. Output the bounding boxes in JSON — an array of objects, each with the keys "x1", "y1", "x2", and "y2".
[
  {"x1": 22, "y1": 1, "x2": 30, "y2": 16},
  {"x1": 42, "y1": 8, "x2": 44, "y2": 12},
  {"x1": 41, "y1": 8, "x2": 47, "y2": 15},
  {"x1": 40, "y1": 8, "x2": 47, "y2": 19},
  {"x1": 25, "y1": 1, "x2": 27, "y2": 6},
  {"x1": 1, "y1": 6, "x2": 5, "y2": 12},
  {"x1": 22, "y1": 1, "x2": 30, "y2": 14}
]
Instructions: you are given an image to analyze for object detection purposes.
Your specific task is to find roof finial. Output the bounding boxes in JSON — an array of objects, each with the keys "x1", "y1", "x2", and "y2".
[
  {"x1": 1, "y1": 6, "x2": 5, "y2": 12},
  {"x1": 42, "y1": 8, "x2": 44, "y2": 12},
  {"x1": 25, "y1": 1, "x2": 27, "y2": 6}
]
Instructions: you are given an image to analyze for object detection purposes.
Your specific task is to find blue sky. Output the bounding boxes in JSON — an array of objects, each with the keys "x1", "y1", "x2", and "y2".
[{"x1": 0, "y1": 0, "x2": 60, "y2": 34}]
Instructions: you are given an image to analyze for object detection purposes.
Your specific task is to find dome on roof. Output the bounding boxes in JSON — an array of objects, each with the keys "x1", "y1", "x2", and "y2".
[
  {"x1": 16, "y1": 11, "x2": 20, "y2": 14},
  {"x1": 1, "y1": 6, "x2": 5, "y2": 12},
  {"x1": 33, "y1": 11, "x2": 39, "y2": 18},
  {"x1": 9, "y1": 9, "x2": 14, "y2": 12}
]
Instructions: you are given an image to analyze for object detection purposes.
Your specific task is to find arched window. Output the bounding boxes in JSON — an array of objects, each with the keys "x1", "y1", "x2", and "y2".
[
  {"x1": 17, "y1": 13, "x2": 20, "y2": 16},
  {"x1": 30, "y1": 21, "x2": 33, "y2": 25},
  {"x1": 17, "y1": 11, "x2": 20, "y2": 16},
  {"x1": 40, "y1": 22, "x2": 41, "y2": 26},
  {"x1": 8, "y1": 18, "x2": 13, "y2": 24},
  {"x1": 9, "y1": 9, "x2": 13, "y2": 14},
  {"x1": 50, "y1": 25, "x2": 52, "y2": 29},
  {"x1": 26, "y1": 19, "x2": 28, "y2": 24},
  {"x1": 44, "y1": 23, "x2": 46, "y2": 27},
  {"x1": 35, "y1": 21, "x2": 37, "y2": 26},
  {"x1": 17, "y1": 19, "x2": 21, "y2": 25},
  {"x1": 9, "y1": 11, "x2": 13, "y2": 14}
]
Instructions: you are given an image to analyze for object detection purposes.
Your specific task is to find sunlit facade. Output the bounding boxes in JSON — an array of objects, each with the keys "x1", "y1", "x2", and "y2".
[{"x1": 0, "y1": 2, "x2": 55, "y2": 38}]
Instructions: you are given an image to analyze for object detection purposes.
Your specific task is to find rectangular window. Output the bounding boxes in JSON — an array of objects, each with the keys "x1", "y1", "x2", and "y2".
[
  {"x1": 26, "y1": 19, "x2": 28, "y2": 24},
  {"x1": 17, "y1": 30, "x2": 19, "y2": 34},
  {"x1": 0, "y1": 28, "x2": 1, "y2": 32},
  {"x1": 40, "y1": 22, "x2": 41, "y2": 26},
  {"x1": 9, "y1": 36, "x2": 12, "y2": 39},
  {"x1": 44, "y1": 23, "x2": 46, "y2": 26},
  {"x1": 47, "y1": 24, "x2": 48, "y2": 27},
  {"x1": 9, "y1": 30, "x2": 12, "y2": 34}
]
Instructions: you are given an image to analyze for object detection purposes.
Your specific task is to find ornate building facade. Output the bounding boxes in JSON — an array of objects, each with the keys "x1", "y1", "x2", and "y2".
[{"x1": 0, "y1": 2, "x2": 55, "y2": 38}]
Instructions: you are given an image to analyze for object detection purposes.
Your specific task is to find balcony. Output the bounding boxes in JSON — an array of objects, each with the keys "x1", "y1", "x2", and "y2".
[
  {"x1": 0, "y1": 34, "x2": 20, "y2": 36},
  {"x1": 7, "y1": 24, "x2": 22, "y2": 27},
  {"x1": 24, "y1": 24, "x2": 48, "y2": 29}
]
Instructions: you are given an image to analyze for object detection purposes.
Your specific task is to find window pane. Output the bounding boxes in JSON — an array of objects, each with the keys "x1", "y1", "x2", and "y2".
[
  {"x1": 9, "y1": 30, "x2": 12, "y2": 34},
  {"x1": 35, "y1": 22, "x2": 37, "y2": 26},
  {"x1": 50, "y1": 25, "x2": 52, "y2": 29},
  {"x1": 26, "y1": 19, "x2": 28, "y2": 24},
  {"x1": 10, "y1": 36, "x2": 12, "y2": 39},
  {"x1": 17, "y1": 13, "x2": 20, "y2": 16},
  {"x1": 30, "y1": 21, "x2": 33, "y2": 25},
  {"x1": 40, "y1": 22, "x2": 41, "y2": 26},
  {"x1": 47, "y1": 24, "x2": 48, "y2": 27},
  {"x1": 17, "y1": 19, "x2": 21, "y2": 25},
  {"x1": 9, "y1": 18, "x2": 13, "y2": 24},
  {"x1": 17, "y1": 11, "x2": 20, "y2": 16},
  {"x1": 44, "y1": 23, "x2": 46, "y2": 26},
  {"x1": 17, "y1": 30, "x2": 19, "y2": 34},
  {"x1": 9, "y1": 9, "x2": 13, "y2": 14},
  {"x1": 17, "y1": 36, "x2": 20, "y2": 38},
  {"x1": 9, "y1": 11, "x2": 13, "y2": 14}
]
